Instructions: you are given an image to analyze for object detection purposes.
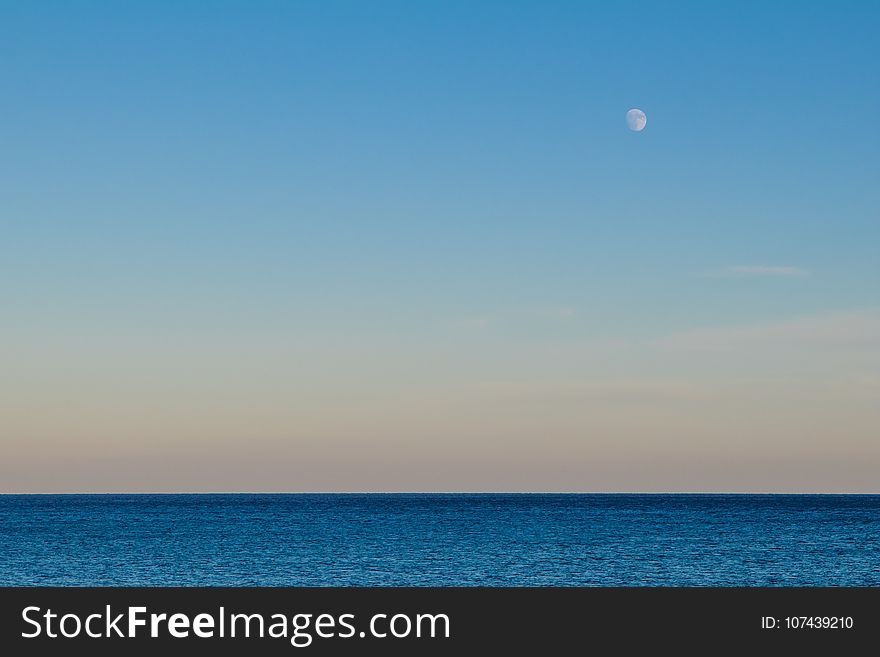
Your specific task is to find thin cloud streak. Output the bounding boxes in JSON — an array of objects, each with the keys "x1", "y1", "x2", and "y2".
[
  {"x1": 703, "y1": 265, "x2": 810, "y2": 278},
  {"x1": 451, "y1": 317, "x2": 490, "y2": 330},
  {"x1": 658, "y1": 310, "x2": 880, "y2": 352}
]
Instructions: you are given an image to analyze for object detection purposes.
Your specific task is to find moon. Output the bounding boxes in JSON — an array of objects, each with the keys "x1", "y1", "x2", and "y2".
[{"x1": 626, "y1": 108, "x2": 647, "y2": 132}]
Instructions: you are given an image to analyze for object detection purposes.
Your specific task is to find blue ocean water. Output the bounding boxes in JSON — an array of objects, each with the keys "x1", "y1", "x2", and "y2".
[{"x1": 1, "y1": 494, "x2": 878, "y2": 586}]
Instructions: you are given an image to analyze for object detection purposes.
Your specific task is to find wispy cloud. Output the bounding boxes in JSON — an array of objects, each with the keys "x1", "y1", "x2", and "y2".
[
  {"x1": 548, "y1": 306, "x2": 575, "y2": 320},
  {"x1": 703, "y1": 265, "x2": 809, "y2": 279},
  {"x1": 472, "y1": 379, "x2": 712, "y2": 403},
  {"x1": 658, "y1": 310, "x2": 880, "y2": 352},
  {"x1": 451, "y1": 316, "x2": 490, "y2": 330}
]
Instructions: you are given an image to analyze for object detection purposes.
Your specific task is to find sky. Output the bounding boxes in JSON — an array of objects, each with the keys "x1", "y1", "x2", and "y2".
[{"x1": 1, "y1": 1, "x2": 878, "y2": 492}]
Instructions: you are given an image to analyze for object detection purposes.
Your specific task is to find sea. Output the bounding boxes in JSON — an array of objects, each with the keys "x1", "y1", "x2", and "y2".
[{"x1": 1, "y1": 494, "x2": 878, "y2": 586}]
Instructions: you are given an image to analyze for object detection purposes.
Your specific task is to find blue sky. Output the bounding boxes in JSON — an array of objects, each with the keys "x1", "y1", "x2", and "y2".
[{"x1": 1, "y1": 2, "x2": 878, "y2": 491}]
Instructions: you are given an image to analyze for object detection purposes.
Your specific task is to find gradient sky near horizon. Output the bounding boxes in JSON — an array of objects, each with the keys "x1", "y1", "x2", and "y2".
[{"x1": 2, "y1": 1, "x2": 878, "y2": 492}]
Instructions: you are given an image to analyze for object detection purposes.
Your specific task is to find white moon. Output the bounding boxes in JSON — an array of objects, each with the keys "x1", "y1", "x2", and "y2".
[{"x1": 626, "y1": 108, "x2": 647, "y2": 131}]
